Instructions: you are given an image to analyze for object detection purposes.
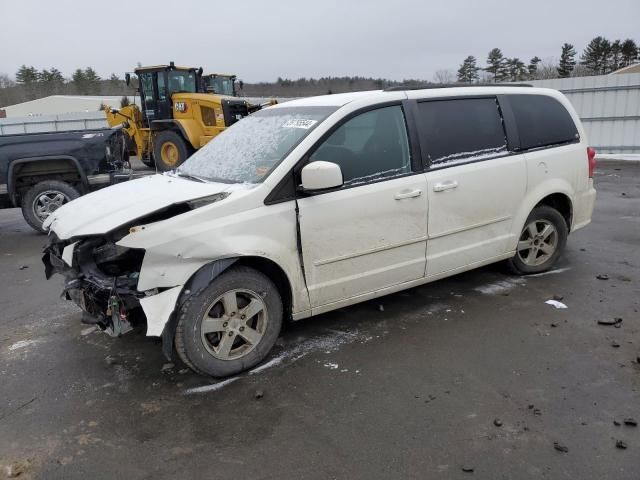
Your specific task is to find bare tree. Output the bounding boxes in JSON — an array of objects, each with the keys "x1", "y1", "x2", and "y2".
[
  {"x1": 433, "y1": 69, "x2": 455, "y2": 84},
  {"x1": 0, "y1": 73, "x2": 16, "y2": 89},
  {"x1": 533, "y1": 58, "x2": 560, "y2": 79}
]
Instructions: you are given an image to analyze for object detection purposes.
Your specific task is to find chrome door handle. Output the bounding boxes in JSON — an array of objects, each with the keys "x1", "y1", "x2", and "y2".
[
  {"x1": 433, "y1": 180, "x2": 458, "y2": 192},
  {"x1": 394, "y1": 189, "x2": 422, "y2": 200}
]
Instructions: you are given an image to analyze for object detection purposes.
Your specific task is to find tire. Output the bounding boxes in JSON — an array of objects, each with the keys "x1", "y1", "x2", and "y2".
[
  {"x1": 152, "y1": 130, "x2": 190, "y2": 171},
  {"x1": 507, "y1": 205, "x2": 568, "y2": 274},
  {"x1": 21, "y1": 180, "x2": 80, "y2": 234},
  {"x1": 175, "y1": 266, "x2": 283, "y2": 377}
]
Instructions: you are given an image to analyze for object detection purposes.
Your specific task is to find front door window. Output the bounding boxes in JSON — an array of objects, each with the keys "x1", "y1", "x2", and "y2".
[{"x1": 309, "y1": 105, "x2": 411, "y2": 186}]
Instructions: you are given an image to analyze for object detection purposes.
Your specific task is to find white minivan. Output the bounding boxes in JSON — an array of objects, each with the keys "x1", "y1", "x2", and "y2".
[{"x1": 44, "y1": 86, "x2": 597, "y2": 376}]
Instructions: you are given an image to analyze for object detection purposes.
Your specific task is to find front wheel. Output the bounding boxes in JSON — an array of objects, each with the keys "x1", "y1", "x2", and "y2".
[
  {"x1": 175, "y1": 266, "x2": 283, "y2": 377},
  {"x1": 21, "y1": 180, "x2": 80, "y2": 233},
  {"x1": 152, "y1": 130, "x2": 190, "y2": 172},
  {"x1": 508, "y1": 205, "x2": 568, "y2": 274}
]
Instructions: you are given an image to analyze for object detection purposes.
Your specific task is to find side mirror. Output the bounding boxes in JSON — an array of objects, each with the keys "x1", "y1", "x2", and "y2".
[
  {"x1": 301, "y1": 161, "x2": 343, "y2": 191},
  {"x1": 125, "y1": 73, "x2": 131, "y2": 86}
]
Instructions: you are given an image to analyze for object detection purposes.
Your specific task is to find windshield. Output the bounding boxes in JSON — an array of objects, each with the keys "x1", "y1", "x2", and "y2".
[
  {"x1": 206, "y1": 77, "x2": 235, "y2": 96},
  {"x1": 178, "y1": 106, "x2": 337, "y2": 183},
  {"x1": 168, "y1": 70, "x2": 197, "y2": 93}
]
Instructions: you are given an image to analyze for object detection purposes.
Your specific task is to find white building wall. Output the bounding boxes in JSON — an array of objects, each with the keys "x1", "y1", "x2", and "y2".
[{"x1": 527, "y1": 73, "x2": 640, "y2": 154}]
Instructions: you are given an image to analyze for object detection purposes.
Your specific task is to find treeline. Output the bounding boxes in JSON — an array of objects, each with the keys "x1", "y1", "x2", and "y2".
[
  {"x1": 240, "y1": 76, "x2": 426, "y2": 97},
  {"x1": 0, "y1": 66, "x2": 132, "y2": 107},
  {"x1": 1, "y1": 35, "x2": 639, "y2": 107},
  {"x1": 456, "y1": 36, "x2": 639, "y2": 82}
]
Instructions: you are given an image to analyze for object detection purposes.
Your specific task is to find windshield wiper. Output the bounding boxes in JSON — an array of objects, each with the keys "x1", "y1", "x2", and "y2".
[{"x1": 173, "y1": 171, "x2": 207, "y2": 183}]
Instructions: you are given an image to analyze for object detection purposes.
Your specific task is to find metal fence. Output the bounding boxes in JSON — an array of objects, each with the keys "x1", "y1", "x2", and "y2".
[
  {"x1": 0, "y1": 111, "x2": 107, "y2": 135},
  {"x1": 1, "y1": 82, "x2": 639, "y2": 153},
  {"x1": 0, "y1": 97, "x2": 293, "y2": 136},
  {"x1": 527, "y1": 73, "x2": 640, "y2": 154}
]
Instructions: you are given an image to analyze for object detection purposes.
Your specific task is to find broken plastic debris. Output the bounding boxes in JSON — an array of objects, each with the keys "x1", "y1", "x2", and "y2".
[
  {"x1": 545, "y1": 299, "x2": 567, "y2": 309},
  {"x1": 597, "y1": 318, "x2": 623, "y2": 326},
  {"x1": 553, "y1": 441, "x2": 569, "y2": 453},
  {"x1": 615, "y1": 440, "x2": 628, "y2": 449},
  {"x1": 596, "y1": 274, "x2": 609, "y2": 280}
]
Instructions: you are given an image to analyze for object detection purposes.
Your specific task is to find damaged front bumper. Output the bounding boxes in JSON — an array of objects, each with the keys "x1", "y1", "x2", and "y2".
[{"x1": 43, "y1": 236, "x2": 147, "y2": 337}]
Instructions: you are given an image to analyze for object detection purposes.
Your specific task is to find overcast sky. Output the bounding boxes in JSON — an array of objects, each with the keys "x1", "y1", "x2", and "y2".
[{"x1": 1, "y1": 0, "x2": 638, "y2": 82}]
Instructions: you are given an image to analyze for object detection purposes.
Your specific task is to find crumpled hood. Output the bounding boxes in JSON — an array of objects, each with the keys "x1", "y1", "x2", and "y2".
[{"x1": 45, "y1": 174, "x2": 237, "y2": 239}]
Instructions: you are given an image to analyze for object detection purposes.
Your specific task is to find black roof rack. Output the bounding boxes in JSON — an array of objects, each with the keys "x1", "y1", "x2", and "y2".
[{"x1": 384, "y1": 83, "x2": 533, "y2": 92}]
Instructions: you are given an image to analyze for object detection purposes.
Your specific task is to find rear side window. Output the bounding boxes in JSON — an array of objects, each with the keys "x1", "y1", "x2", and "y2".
[
  {"x1": 509, "y1": 94, "x2": 579, "y2": 150},
  {"x1": 416, "y1": 98, "x2": 508, "y2": 167}
]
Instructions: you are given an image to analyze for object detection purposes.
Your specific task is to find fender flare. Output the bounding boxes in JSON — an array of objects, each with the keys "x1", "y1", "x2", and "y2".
[
  {"x1": 7, "y1": 155, "x2": 87, "y2": 205},
  {"x1": 160, "y1": 257, "x2": 237, "y2": 360}
]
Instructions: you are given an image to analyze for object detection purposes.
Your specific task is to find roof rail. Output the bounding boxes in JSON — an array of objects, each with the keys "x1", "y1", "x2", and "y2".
[{"x1": 384, "y1": 83, "x2": 533, "y2": 92}]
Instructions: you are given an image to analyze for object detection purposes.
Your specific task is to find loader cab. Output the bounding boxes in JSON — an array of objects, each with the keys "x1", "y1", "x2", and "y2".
[
  {"x1": 202, "y1": 74, "x2": 238, "y2": 97},
  {"x1": 132, "y1": 63, "x2": 203, "y2": 126}
]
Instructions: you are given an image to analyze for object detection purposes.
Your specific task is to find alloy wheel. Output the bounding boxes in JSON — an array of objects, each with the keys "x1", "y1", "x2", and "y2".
[
  {"x1": 516, "y1": 219, "x2": 558, "y2": 266},
  {"x1": 200, "y1": 289, "x2": 268, "y2": 360}
]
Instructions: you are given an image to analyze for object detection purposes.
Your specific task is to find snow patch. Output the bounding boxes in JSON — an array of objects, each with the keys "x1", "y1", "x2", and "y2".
[
  {"x1": 183, "y1": 377, "x2": 240, "y2": 395},
  {"x1": 249, "y1": 356, "x2": 284, "y2": 374},
  {"x1": 525, "y1": 267, "x2": 571, "y2": 278},
  {"x1": 8, "y1": 339, "x2": 40, "y2": 351},
  {"x1": 474, "y1": 278, "x2": 525, "y2": 295}
]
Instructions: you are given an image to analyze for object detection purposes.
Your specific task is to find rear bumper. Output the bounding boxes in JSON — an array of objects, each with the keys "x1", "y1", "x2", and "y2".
[{"x1": 572, "y1": 183, "x2": 596, "y2": 232}]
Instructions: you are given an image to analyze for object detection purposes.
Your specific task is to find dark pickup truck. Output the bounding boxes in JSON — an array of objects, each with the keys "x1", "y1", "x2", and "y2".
[{"x1": 0, "y1": 127, "x2": 133, "y2": 232}]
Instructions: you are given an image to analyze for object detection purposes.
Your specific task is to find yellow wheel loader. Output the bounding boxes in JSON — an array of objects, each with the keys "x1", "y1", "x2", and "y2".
[{"x1": 104, "y1": 62, "x2": 275, "y2": 171}]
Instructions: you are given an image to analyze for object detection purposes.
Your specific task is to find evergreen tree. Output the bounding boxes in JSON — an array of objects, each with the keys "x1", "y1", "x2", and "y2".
[
  {"x1": 557, "y1": 43, "x2": 577, "y2": 77},
  {"x1": 581, "y1": 36, "x2": 611, "y2": 74},
  {"x1": 528, "y1": 56, "x2": 542, "y2": 78},
  {"x1": 15, "y1": 65, "x2": 39, "y2": 85},
  {"x1": 484, "y1": 48, "x2": 506, "y2": 82},
  {"x1": 84, "y1": 67, "x2": 101, "y2": 94},
  {"x1": 38, "y1": 67, "x2": 65, "y2": 95},
  {"x1": 457, "y1": 56, "x2": 480, "y2": 83},
  {"x1": 72, "y1": 68, "x2": 88, "y2": 94},
  {"x1": 620, "y1": 39, "x2": 638, "y2": 66},
  {"x1": 505, "y1": 58, "x2": 528, "y2": 81},
  {"x1": 609, "y1": 40, "x2": 622, "y2": 72}
]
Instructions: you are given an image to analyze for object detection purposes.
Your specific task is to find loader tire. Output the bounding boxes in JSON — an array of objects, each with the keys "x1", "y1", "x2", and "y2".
[{"x1": 153, "y1": 130, "x2": 190, "y2": 172}]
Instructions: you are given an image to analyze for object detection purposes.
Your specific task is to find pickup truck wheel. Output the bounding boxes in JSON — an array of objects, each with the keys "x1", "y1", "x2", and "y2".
[
  {"x1": 508, "y1": 206, "x2": 568, "y2": 274},
  {"x1": 153, "y1": 131, "x2": 190, "y2": 172},
  {"x1": 21, "y1": 180, "x2": 80, "y2": 233},
  {"x1": 175, "y1": 266, "x2": 283, "y2": 377}
]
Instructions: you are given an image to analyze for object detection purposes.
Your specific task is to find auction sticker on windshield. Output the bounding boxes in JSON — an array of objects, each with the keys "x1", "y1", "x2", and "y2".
[{"x1": 282, "y1": 119, "x2": 318, "y2": 129}]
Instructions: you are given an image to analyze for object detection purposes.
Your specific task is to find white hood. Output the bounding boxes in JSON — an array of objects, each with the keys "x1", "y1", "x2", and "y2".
[{"x1": 45, "y1": 174, "x2": 238, "y2": 239}]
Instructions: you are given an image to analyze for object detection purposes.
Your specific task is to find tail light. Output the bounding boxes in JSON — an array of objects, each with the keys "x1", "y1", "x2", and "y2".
[{"x1": 587, "y1": 147, "x2": 596, "y2": 178}]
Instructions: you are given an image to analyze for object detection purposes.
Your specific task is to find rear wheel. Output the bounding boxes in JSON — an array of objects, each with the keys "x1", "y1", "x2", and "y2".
[
  {"x1": 21, "y1": 180, "x2": 80, "y2": 233},
  {"x1": 508, "y1": 205, "x2": 568, "y2": 274},
  {"x1": 175, "y1": 266, "x2": 283, "y2": 377},
  {"x1": 152, "y1": 130, "x2": 190, "y2": 171}
]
